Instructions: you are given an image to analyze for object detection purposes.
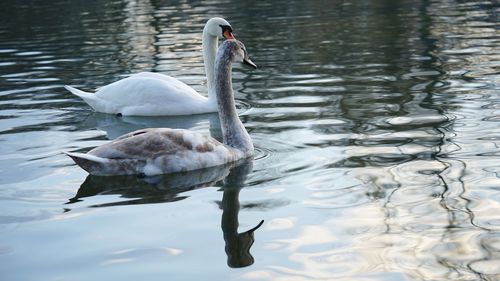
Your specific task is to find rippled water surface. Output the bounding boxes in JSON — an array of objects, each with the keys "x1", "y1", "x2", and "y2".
[{"x1": 1, "y1": 0, "x2": 500, "y2": 280}]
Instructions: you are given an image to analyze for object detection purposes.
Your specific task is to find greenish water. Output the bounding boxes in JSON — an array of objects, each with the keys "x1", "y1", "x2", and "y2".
[{"x1": 1, "y1": 1, "x2": 499, "y2": 280}]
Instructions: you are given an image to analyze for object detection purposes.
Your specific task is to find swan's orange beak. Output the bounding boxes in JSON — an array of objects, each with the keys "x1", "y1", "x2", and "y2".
[{"x1": 223, "y1": 30, "x2": 235, "y2": 39}]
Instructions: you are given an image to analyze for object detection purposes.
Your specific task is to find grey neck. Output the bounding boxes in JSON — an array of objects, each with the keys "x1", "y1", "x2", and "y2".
[
  {"x1": 215, "y1": 49, "x2": 253, "y2": 155},
  {"x1": 202, "y1": 30, "x2": 218, "y2": 103}
]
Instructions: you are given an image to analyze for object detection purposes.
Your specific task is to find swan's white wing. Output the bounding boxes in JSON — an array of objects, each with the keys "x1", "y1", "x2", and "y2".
[
  {"x1": 90, "y1": 73, "x2": 216, "y2": 115},
  {"x1": 93, "y1": 72, "x2": 175, "y2": 91},
  {"x1": 129, "y1": 72, "x2": 189, "y2": 83},
  {"x1": 96, "y1": 75, "x2": 205, "y2": 103}
]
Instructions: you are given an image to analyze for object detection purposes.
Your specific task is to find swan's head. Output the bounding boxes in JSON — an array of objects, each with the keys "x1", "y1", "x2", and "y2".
[
  {"x1": 205, "y1": 17, "x2": 235, "y2": 40},
  {"x1": 224, "y1": 39, "x2": 257, "y2": 69}
]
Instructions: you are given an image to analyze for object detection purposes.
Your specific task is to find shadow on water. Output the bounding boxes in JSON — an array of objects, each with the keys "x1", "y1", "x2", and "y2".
[
  {"x1": 80, "y1": 111, "x2": 222, "y2": 140},
  {"x1": 66, "y1": 159, "x2": 263, "y2": 268}
]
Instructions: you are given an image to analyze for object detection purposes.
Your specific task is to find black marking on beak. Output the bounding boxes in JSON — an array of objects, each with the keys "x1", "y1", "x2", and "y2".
[
  {"x1": 243, "y1": 57, "x2": 257, "y2": 69},
  {"x1": 219, "y1": 24, "x2": 234, "y2": 39}
]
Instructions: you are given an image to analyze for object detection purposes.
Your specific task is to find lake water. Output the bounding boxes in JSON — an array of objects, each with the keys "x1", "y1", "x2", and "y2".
[{"x1": 1, "y1": 0, "x2": 500, "y2": 280}]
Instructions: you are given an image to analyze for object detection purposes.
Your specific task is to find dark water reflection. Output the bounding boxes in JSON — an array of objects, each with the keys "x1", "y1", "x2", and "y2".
[
  {"x1": 68, "y1": 160, "x2": 264, "y2": 268},
  {"x1": 67, "y1": 161, "x2": 234, "y2": 207},
  {"x1": 1, "y1": 0, "x2": 500, "y2": 280}
]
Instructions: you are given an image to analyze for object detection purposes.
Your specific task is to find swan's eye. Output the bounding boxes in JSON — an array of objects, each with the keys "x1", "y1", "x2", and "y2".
[{"x1": 219, "y1": 25, "x2": 235, "y2": 39}]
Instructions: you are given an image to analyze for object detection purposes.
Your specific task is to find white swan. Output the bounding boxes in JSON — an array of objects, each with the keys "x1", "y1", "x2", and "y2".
[
  {"x1": 66, "y1": 39, "x2": 257, "y2": 176},
  {"x1": 64, "y1": 17, "x2": 235, "y2": 116}
]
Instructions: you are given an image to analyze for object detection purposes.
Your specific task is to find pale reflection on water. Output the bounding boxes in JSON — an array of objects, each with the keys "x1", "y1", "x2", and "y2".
[{"x1": 1, "y1": 0, "x2": 500, "y2": 280}]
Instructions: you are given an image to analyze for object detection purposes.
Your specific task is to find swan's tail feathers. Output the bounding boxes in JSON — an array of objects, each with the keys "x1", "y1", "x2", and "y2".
[
  {"x1": 64, "y1": 85, "x2": 100, "y2": 110},
  {"x1": 65, "y1": 152, "x2": 109, "y2": 175},
  {"x1": 64, "y1": 85, "x2": 95, "y2": 100}
]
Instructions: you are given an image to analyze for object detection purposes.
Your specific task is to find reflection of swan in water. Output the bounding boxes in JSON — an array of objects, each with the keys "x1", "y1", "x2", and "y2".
[
  {"x1": 66, "y1": 159, "x2": 263, "y2": 267},
  {"x1": 81, "y1": 112, "x2": 222, "y2": 141},
  {"x1": 217, "y1": 161, "x2": 264, "y2": 268},
  {"x1": 66, "y1": 159, "x2": 240, "y2": 207}
]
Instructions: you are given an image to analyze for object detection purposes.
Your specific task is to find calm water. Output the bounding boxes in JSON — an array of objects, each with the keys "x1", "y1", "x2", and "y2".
[{"x1": 1, "y1": 0, "x2": 500, "y2": 280}]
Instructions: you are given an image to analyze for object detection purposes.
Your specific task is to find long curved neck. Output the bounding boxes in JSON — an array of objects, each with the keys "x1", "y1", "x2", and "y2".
[
  {"x1": 202, "y1": 29, "x2": 218, "y2": 103},
  {"x1": 215, "y1": 50, "x2": 253, "y2": 155}
]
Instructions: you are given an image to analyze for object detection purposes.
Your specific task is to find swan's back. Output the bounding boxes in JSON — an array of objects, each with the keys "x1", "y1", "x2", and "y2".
[{"x1": 92, "y1": 74, "x2": 215, "y2": 116}]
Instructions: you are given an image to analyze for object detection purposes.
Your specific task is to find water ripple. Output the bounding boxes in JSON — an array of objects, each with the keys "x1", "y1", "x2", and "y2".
[{"x1": 1, "y1": 0, "x2": 500, "y2": 280}]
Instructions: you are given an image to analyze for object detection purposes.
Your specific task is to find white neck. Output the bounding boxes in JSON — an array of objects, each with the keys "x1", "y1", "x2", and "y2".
[
  {"x1": 202, "y1": 28, "x2": 218, "y2": 104},
  {"x1": 214, "y1": 46, "x2": 254, "y2": 156}
]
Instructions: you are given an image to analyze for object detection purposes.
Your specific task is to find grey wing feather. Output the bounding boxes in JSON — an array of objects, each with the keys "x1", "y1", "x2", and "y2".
[{"x1": 88, "y1": 128, "x2": 220, "y2": 160}]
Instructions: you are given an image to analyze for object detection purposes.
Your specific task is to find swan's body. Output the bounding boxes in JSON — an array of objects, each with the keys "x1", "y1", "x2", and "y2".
[
  {"x1": 66, "y1": 40, "x2": 257, "y2": 176},
  {"x1": 65, "y1": 72, "x2": 213, "y2": 116},
  {"x1": 64, "y1": 17, "x2": 235, "y2": 116}
]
